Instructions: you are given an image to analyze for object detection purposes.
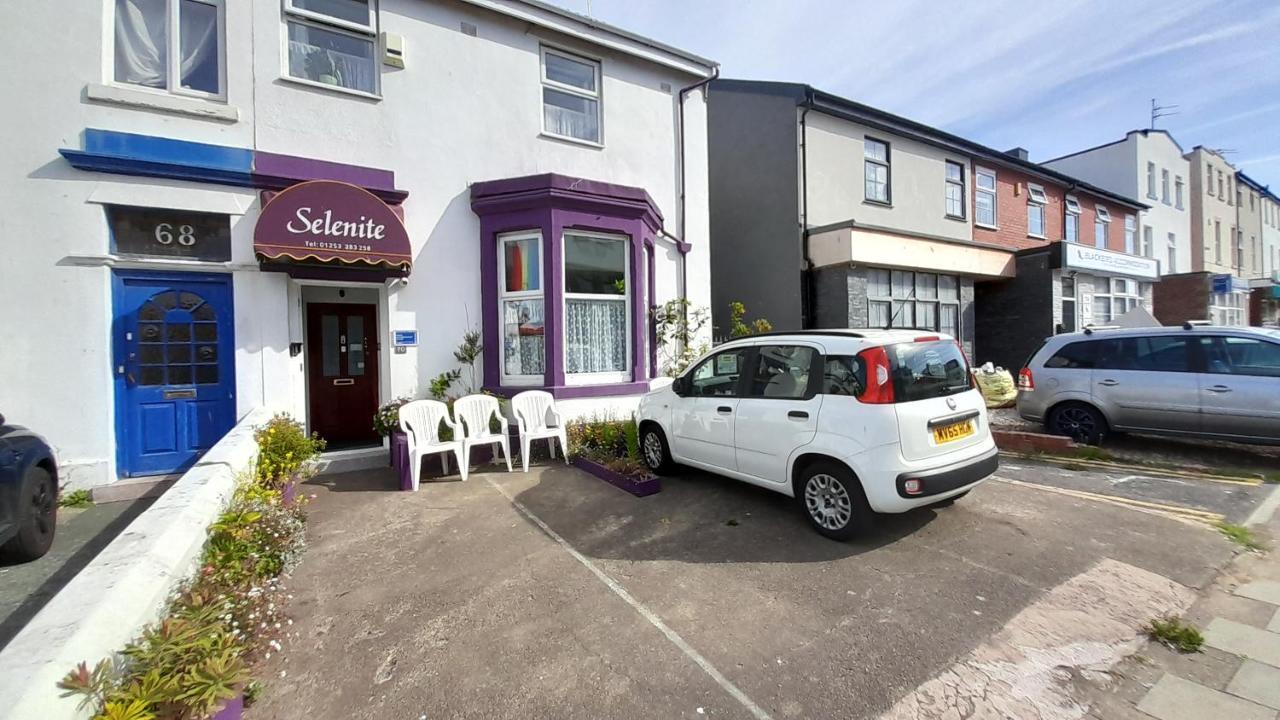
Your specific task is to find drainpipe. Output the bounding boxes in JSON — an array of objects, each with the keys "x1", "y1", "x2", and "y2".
[
  {"x1": 800, "y1": 91, "x2": 814, "y2": 329},
  {"x1": 675, "y1": 66, "x2": 720, "y2": 324}
]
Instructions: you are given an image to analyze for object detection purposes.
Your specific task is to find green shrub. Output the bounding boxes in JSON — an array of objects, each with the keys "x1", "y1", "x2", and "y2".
[
  {"x1": 254, "y1": 413, "x2": 325, "y2": 487},
  {"x1": 568, "y1": 416, "x2": 647, "y2": 476},
  {"x1": 59, "y1": 488, "x2": 93, "y2": 509},
  {"x1": 1145, "y1": 616, "x2": 1204, "y2": 653}
]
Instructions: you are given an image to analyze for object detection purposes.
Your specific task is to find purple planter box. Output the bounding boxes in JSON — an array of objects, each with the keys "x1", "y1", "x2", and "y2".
[
  {"x1": 570, "y1": 457, "x2": 661, "y2": 497},
  {"x1": 211, "y1": 694, "x2": 244, "y2": 720}
]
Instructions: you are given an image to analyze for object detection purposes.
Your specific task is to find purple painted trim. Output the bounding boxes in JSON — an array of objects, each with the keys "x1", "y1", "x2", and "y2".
[
  {"x1": 210, "y1": 694, "x2": 244, "y2": 720},
  {"x1": 571, "y1": 456, "x2": 661, "y2": 497},
  {"x1": 258, "y1": 261, "x2": 407, "y2": 281},
  {"x1": 484, "y1": 381, "x2": 650, "y2": 400},
  {"x1": 472, "y1": 173, "x2": 665, "y2": 395},
  {"x1": 254, "y1": 152, "x2": 406, "y2": 203},
  {"x1": 646, "y1": 245, "x2": 657, "y2": 379},
  {"x1": 677, "y1": 242, "x2": 693, "y2": 254}
]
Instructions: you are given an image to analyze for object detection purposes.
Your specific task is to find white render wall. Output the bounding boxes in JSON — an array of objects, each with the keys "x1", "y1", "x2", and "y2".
[
  {"x1": 1044, "y1": 131, "x2": 1191, "y2": 276},
  {"x1": 804, "y1": 111, "x2": 972, "y2": 242},
  {"x1": 0, "y1": 0, "x2": 712, "y2": 487}
]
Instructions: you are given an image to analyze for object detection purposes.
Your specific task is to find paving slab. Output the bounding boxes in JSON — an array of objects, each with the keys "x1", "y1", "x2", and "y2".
[
  {"x1": 1228, "y1": 659, "x2": 1280, "y2": 711},
  {"x1": 1237, "y1": 580, "x2": 1280, "y2": 607},
  {"x1": 1204, "y1": 617, "x2": 1280, "y2": 667},
  {"x1": 1138, "y1": 673, "x2": 1276, "y2": 720},
  {"x1": 1270, "y1": 608, "x2": 1280, "y2": 634}
]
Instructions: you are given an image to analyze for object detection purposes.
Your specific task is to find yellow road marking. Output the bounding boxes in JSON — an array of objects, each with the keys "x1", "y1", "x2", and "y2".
[{"x1": 992, "y1": 476, "x2": 1225, "y2": 526}]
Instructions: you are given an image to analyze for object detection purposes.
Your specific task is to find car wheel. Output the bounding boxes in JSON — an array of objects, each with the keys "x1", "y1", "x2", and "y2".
[
  {"x1": 639, "y1": 424, "x2": 675, "y2": 475},
  {"x1": 929, "y1": 490, "x2": 970, "y2": 509},
  {"x1": 1047, "y1": 402, "x2": 1107, "y2": 445},
  {"x1": 1, "y1": 467, "x2": 57, "y2": 562},
  {"x1": 796, "y1": 461, "x2": 874, "y2": 541}
]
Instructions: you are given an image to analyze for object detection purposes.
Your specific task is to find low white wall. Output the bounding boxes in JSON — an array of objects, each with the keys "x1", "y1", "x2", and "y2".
[{"x1": 0, "y1": 406, "x2": 272, "y2": 720}]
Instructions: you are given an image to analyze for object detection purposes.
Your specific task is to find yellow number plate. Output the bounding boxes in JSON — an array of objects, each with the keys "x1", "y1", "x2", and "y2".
[{"x1": 932, "y1": 420, "x2": 974, "y2": 444}]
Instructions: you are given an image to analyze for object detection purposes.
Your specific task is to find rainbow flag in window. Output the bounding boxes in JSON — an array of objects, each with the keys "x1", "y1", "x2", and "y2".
[{"x1": 505, "y1": 238, "x2": 540, "y2": 292}]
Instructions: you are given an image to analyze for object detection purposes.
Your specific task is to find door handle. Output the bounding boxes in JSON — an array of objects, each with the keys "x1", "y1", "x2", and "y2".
[
  {"x1": 788, "y1": 411, "x2": 809, "y2": 420},
  {"x1": 1098, "y1": 379, "x2": 1119, "y2": 387},
  {"x1": 717, "y1": 406, "x2": 732, "y2": 414},
  {"x1": 1206, "y1": 385, "x2": 1232, "y2": 393}
]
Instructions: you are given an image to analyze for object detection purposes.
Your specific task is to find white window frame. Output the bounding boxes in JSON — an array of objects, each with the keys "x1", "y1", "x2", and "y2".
[
  {"x1": 1146, "y1": 162, "x2": 1157, "y2": 199},
  {"x1": 281, "y1": 0, "x2": 381, "y2": 99},
  {"x1": 974, "y1": 166, "x2": 997, "y2": 228},
  {"x1": 1167, "y1": 232, "x2": 1177, "y2": 274},
  {"x1": 1124, "y1": 214, "x2": 1136, "y2": 254},
  {"x1": 497, "y1": 231, "x2": 546, "y2": 386},
  {"x1": 1064, "y1": 194, "x2": 1081, "y2": 243},
  {"x1": 1175, "y1": 176, "x2": 1184, "y2": 209},
  {"x1": 540, "y1": 45, "x2": 604, "y2": 146},
  {"x1": 1094, "y1": 278, "x2": 1143, "y2": 323},
  {"x1": 1026, "y1": 183, "x2": 1047, "y2": 239},
  {"x1": 1161, "y1": 169, "x2": 1170, "y2": 205},
  {"x1": 944, "y1": 160, "x2": 965, "y2": 219},
  {"x1": 113, "y1": 0, "x2": 228, "y2": 101},
  {"x1": 562, "y1": 230, "x2": 631, "y2": 385},
  {"x1": 1094, "y1": 204, "x2": 1110, "y2": 248},
  {"x1": 866, "y1": 269, "x2": 960, "y2": 335},
  {"x1": 1209, "y1": 291, "x2": 1246, "y2": 327}
]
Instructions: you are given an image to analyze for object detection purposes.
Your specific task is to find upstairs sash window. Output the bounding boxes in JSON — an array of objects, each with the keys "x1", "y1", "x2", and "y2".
[{"x1": 114, "y1": 0, "x2": 225, "y2": 98}]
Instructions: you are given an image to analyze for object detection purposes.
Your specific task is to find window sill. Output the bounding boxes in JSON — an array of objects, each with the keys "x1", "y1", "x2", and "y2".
[
  {"x1": 278, "y1": 75, "x2": 382, "y2": 101},
  {"x1": 85, "y1": 83, "x2": 239, "y2": 122},
  {"x1": 1027, "y1": 233, "x2": 1047, "y2": 240},
  {"x1": 944, "y1": 214, "x2": 967, "y2": 223},
  {"x1": 538, "y1": 131, "x2": 604, "y2": 150},
  {"x1": 863, "y1": 199, "x2": 892, "y2": 208},
  {"x1": 974, "y1": 222, "x2": 999, "y2": 231},
  {"x1": 485, "y1": 380, "x2": 650, "y2": 400}
]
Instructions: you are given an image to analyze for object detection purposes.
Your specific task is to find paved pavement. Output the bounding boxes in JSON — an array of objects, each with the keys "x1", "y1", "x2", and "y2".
[
  {"x1": 244, "y1": 456, "x2": 1265, "y2": 720},
  {"x1": 0, "y1": 496, "x2": 154, "y2": 650}
]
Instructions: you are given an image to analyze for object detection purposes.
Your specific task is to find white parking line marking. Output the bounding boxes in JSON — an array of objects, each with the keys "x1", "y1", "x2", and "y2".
[
  {"x1": 485, "y1": 477, "x2": 773, "y2": 720},
  {"x1": 1245, "y1": 483, "x2": 1280, "y2": 528}
]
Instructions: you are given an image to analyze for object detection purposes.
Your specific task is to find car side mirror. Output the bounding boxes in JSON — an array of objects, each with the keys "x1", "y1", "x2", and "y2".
[{"x1": 672, "y1": 377, "x2": 689, "y2": 397}]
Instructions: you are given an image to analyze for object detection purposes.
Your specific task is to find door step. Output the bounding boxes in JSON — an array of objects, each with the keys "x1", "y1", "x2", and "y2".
[{"x1": 93, "y1": 474, "x2": 181, "y2": 504}]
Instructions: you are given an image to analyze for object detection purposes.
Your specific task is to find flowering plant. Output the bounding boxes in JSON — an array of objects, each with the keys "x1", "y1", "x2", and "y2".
[
  {"x1": 373, "y1": 396, "x2": 412, "y2": 437},
  {"x1": 567, "y1": 415, "x2": 647, "y2": 478},
  {"x1": 254, "y1": 413, "x2": 325, "y2": 487}
]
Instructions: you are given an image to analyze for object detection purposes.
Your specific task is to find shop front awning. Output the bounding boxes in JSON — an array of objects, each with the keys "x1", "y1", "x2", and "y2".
[{"x1": 254, "y1": 180, "x2": 411, "y2": 277}]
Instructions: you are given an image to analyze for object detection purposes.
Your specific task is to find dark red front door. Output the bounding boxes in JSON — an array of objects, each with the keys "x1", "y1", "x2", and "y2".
[{"x1": 307, "y1": 303, "x2": 379, "y2": 448}]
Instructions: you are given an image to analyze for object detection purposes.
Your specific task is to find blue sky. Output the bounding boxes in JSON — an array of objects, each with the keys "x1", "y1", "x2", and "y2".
[{"x1": 550, "y1": 0, "x2": 1280, "y2": 190}]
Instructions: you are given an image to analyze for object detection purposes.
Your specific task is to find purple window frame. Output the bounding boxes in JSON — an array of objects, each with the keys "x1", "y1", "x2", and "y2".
[{"x1": 471, "y1": 173, "x2": 663, "y2": 399}]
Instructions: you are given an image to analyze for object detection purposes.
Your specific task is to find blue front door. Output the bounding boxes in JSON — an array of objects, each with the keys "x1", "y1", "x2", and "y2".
[{"x1": 113, "y1": 271, "x2": 237, "y2": 477}]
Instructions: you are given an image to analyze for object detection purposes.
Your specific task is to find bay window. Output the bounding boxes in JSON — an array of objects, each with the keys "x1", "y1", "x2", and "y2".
[
  {"x1": 498, "y1": 232, "x2": 545, "y2": 383},
  {"x1": 284, "y1": 0, "x2": 379, "y2": 96},
  {"x1": 564, "y1": 232, "x2": 629, "y2": 381},
  {"x1": 867, "y1": 269, "x2": 960, "y2": 336},
  {"x1": 114, "y1": 0, "x2": 225, "y2": 99},
  {"x1": 541, "y1": 47, "x2": 602, "y2": 144}
]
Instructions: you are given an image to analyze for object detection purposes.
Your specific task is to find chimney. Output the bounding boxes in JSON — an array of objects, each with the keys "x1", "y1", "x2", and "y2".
[{"x1": 1005, "y1": 147, "x2": 1030, "y2": 161}]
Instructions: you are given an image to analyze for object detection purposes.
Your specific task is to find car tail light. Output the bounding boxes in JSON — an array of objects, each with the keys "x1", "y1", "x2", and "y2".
[
  {"x1": 1018, "y1": 367, "x2": 1035, "y2": 391},
  {"x1": 857, "y1": 346, "x2": 895, "y2": 404}
]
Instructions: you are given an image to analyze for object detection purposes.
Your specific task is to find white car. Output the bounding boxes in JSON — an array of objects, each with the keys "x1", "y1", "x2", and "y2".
[{"x1": 636, "y1": 330, "x2": 998, "y2": 540}]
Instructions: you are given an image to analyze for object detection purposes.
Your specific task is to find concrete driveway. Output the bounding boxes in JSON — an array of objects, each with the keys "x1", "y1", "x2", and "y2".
[{"x1": 247, "y1": 459, "x2": 1244, "y2": 720}]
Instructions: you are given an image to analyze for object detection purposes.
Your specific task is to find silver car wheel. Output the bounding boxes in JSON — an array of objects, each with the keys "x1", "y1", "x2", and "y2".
[
  {"x1": 642, "y1": 431, "x2": 664, "y2": 469},
  {"x1": 805, "y1": 473, "x2": 853, "y2": 530}
]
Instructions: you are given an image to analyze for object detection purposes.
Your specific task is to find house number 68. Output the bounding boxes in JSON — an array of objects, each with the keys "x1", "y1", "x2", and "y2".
[{"x1": 154, "y1": 223, "x2": 197, "y2": 246}]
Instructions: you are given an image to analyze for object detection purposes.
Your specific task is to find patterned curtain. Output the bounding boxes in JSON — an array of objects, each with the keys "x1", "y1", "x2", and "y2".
[{"x1": 565, "y1": 299, "x2": 626, "y2": 373}]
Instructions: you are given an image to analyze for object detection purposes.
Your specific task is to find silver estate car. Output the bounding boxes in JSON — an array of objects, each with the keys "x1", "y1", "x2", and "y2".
[{"x1": 1017, "y1": 324, "x2": 1280, "y2": 445}]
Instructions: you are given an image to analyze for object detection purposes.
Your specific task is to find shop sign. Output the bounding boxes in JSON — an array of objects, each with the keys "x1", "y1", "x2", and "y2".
[
  {"x1": 1211, "y1": 274, "x2": 1250, "y2": 294},
  {"x1": 108, "y1": 206, "x2": 231, "y2": 261},
  {"x1": 254, "y1": 180, "x2": 411, "y2": 271},
  {"x1": 1060, "y1": 243, "x2": 1159, "y2": 280}
]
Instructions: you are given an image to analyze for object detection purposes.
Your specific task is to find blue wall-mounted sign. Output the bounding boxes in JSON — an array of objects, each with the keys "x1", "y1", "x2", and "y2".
[
  {"x1": 1211, "y1": 274, "x2": 1249, "y2": 294},
  {"x1": 393, "y1": 330, "x2": 418, "y2": 346}
]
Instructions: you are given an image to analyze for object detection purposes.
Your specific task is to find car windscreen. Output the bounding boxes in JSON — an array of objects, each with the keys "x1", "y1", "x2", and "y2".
[{"x1": 888, "y1": 341, "x2": 971, "y2": 402}]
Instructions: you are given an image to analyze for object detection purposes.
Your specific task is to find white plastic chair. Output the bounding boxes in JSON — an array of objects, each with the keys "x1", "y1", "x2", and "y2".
[
  {"x1": 398, "y1": 399, "x2": 466, "y2": 489},
  {"x1": 453, "y1": 394, "x2": 513, "y2": 473},
  {"x1": 511, "y1": 390, "x2": 569, "y2": 473}
]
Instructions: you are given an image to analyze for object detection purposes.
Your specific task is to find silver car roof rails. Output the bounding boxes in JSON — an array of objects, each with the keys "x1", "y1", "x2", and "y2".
[
  {"x1": 1182, "y1": 320, "x2": 1212, "y2": 329},
  {"x1": 1082, "y1": 325, "x2": 1121, "y2": 335}
]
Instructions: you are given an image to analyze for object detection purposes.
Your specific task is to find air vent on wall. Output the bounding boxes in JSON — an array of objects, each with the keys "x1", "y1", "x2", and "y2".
[{"x1": 382, "y1": 32, "x2": 405, "y2": 68}]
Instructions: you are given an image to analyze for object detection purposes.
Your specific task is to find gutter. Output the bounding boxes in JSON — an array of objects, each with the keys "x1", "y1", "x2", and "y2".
[{"x1": 674, "y1": 65, "x2": 719, "y2": 316}]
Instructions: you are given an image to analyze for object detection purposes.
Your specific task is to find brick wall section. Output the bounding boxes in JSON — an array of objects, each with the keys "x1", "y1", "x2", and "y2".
[
  {"x1": 974, "y1": 165, "x2": 1134, "y2": 253},
  {"x1": 992, "y1": 429, "x2": 1079, "y2": 454},
  {"x1": 1152, "y1": 272, "x2": 1210, "y2": 325}
]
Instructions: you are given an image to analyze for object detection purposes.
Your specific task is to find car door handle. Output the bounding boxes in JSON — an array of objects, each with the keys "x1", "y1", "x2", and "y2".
[
  {"x1": 1098, "y1": 379, "x2": 1119, "y2": 387},
  {"x1": 1206, "y1": 385, "x2": 1233, "y2": 393},
  {"x1": 787, "y1": 411, "x2": 809, "y2": 420},
  {"x1": 717, "y1": 406, "x2": 733, "y2": 414}
]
